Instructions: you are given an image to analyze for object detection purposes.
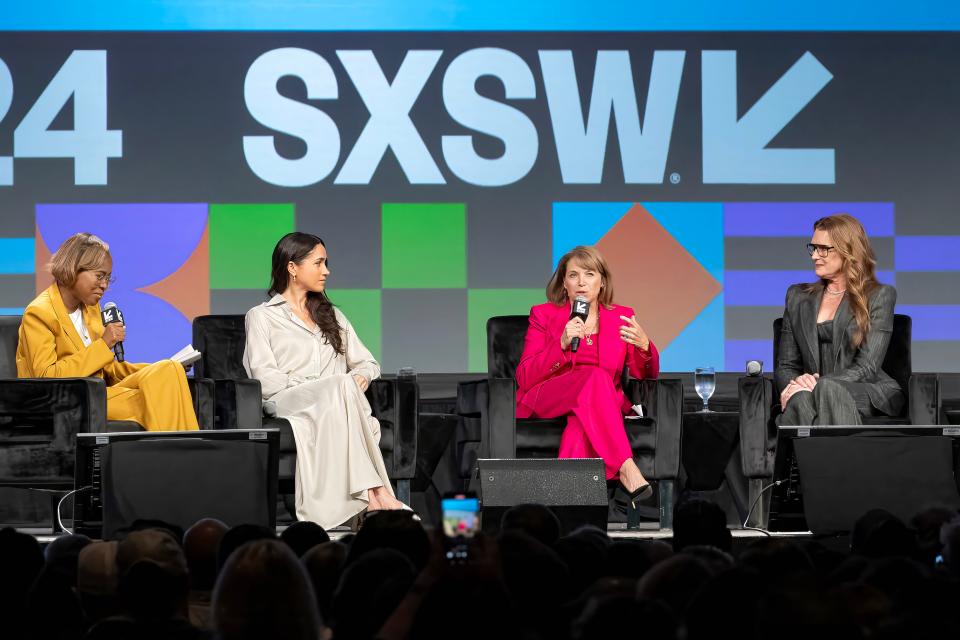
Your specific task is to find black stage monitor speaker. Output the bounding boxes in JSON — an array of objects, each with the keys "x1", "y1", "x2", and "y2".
[
  {"x1": 770, "y1": 425, "x2": 960, "y2": 534},
  {"x1": 74, "y1": 429, "x2": 280, "y2": 539},
  {"x1": 478, "y1": 458, "x2": 608, "y2": 534}
]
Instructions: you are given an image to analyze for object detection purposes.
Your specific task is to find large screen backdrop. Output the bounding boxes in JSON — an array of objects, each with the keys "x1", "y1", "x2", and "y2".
[{"x1": 0, "y1": 33, "x2": 958, "y2": 373}]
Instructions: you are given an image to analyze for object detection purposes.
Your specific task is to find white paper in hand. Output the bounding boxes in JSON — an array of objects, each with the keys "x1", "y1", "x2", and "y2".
[{"x1": 170, "y1": 344, "x2": 202, "y2": 366}]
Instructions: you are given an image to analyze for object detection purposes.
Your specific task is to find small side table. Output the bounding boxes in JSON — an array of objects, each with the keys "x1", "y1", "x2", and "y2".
[{"x1": 680, "y1": 410, "x2": 749, "y2": 524}]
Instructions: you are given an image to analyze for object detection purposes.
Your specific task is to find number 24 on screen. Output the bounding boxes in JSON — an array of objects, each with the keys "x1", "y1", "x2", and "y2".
[{"x1": 0, "y1": 50, "x2": 123, "y2": 186}]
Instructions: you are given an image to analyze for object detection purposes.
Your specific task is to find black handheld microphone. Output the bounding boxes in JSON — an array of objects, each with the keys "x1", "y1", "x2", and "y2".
[
  {"x1": 101, "y1": 302, "x2": 125, "y2": 362},
  {"x1": 569, "y1": 295, "x2": 589, "y2": 353}
]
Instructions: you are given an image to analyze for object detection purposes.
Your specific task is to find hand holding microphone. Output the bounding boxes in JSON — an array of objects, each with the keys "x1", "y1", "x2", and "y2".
[
  {"x1": 562, "y1": 296, "x2": 590, "y2": 352},
  {"x1": 100, "y1": 302, "x2": 125, "y2": 362}
]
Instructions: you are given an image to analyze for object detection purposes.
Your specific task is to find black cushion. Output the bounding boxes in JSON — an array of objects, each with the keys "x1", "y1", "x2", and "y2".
[
  {"x1": 515, "y1": 417, "x2": 567, "y2": 451},
  {"x1": 105, "y1": 420, "x2": 145, "y2": 433}
]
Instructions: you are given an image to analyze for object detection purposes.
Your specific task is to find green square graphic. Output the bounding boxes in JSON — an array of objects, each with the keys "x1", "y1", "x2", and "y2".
[
  {"x1": 210, "y1": 204, "x2": 295, "y2": 289},
  {"x1": 468, "y1": 288, "x2": 544, "y2": 372},
  {"x1": 382, "y1": 203, "x2": 466, "y2": 288},
  {"x1": 330, "y1": 289, "x2": 382, "y2": 362}
]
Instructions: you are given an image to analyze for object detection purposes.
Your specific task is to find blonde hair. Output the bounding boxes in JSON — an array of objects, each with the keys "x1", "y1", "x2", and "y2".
[
  {"x1": 49, "y1": 233, "x2": 110, "y2": 287},
  {"x1": 546, "y1": 245, "x2": 614, "y2": 307},
  {"x1": 804, "y1": 214, "x2": 879, "y2": 348}
]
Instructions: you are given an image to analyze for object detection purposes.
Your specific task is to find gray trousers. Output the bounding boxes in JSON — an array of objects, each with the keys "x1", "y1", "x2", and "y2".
[{"x1": 778, "y1": 377, "x2": 877, "y2": 426}]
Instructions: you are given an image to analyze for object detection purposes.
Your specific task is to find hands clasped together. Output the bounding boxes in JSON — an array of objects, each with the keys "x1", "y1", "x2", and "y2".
[{"x1": 780, "y1": 373, "x2": 820, "y2": 410}]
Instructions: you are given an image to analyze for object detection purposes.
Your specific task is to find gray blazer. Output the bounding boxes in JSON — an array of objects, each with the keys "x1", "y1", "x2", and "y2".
[{"x1": 774, "y1": 282, "x2": 903, "y2": 417}]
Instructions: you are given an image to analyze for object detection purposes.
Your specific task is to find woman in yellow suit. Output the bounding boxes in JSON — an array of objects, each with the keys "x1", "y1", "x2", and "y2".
[{"x1": 16, "y1": 232, "x2": 198, "y2": 431}]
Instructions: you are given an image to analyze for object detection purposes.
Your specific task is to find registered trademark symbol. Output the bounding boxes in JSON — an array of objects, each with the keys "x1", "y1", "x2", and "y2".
[{"x1": 669, "y1": 172, "x2": 681, "y2": 184}]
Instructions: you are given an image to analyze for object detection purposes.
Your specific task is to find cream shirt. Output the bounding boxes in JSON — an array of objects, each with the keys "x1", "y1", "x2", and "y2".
[{"x1": 242, "y1": 294, "x2": 380, "y2": 401}]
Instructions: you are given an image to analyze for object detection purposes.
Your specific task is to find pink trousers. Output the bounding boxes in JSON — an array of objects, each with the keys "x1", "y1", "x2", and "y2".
[{"x1": 529, "y1": 366, "x2": 633, "y2": 480}]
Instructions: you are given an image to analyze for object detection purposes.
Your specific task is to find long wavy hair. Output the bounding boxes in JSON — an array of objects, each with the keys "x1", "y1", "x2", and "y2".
[
  {"x1": 546, "y1": 245, "x2": 615, "y2": 309},
  {"x1": 803, "y1": 214, "x2": 879, "y2": 348},
  {"x1": 269, "y1": 232, "x2": 344, "y2": 355}
]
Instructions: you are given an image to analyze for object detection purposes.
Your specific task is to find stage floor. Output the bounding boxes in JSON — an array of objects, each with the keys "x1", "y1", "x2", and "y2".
[{"x1": 19, "y1": 523, "x2": 814, "y2": 544}]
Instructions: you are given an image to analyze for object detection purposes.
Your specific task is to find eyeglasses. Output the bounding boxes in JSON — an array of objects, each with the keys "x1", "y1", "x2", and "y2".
[
  {"x1": 805, "y1": 243, "x2": 835, "y2": 258},
  {"x1": 84, "y1": 270, "x2": 115, "y2": 285}
]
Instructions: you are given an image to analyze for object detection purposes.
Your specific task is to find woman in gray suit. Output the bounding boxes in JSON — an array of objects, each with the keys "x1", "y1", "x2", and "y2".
[{"x1": 776, "y1": 214, "x2": 903, "y2": 425}]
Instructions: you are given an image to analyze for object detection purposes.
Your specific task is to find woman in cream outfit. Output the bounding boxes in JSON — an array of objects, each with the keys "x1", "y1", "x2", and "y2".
[{"x1": 243, "y1": 232, "x2": 405, "y2": 529}]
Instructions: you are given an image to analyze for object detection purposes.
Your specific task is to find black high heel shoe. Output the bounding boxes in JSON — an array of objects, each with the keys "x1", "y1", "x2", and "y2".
[
  {"x1": 613, "y1": 482, "x2": 654, "y2": 514},
  {"x1": 626, "y1": 482, "x2": 654, "y2": 508}
]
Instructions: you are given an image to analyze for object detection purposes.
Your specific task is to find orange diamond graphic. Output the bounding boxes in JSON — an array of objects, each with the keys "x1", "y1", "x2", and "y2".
[{"x1": 595, "y1": 203, "x2": 721, "y2": 348}]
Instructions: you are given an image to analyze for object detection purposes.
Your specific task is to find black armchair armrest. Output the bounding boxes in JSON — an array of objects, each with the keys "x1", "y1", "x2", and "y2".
[
  {"x1": 368, "y1": 377, "x2": 418, "y2": 481},
  {"x1": 455, "y1": 378, "x2": 487, "y2": 416},
  {"x1": 187, "y1": 377, "x2": 216, "y2": 429},
  {"x1": 738, "y1": 375, "x2": 778, "y2": 528},
  {"x1": 738, "y1": 375, "x2": 777, "y2": 479},
  {"x1": 455, "y1": 376, "x2": 513, "y2": 462},
  {"x1": 487, "y1": 378, "x2": 516, "y2": 459},
  {"x1": 393, "y1": 375, "x2": 419, "y2": 480},
  {"x1": 624, "y1": 378, "x2": 683, "y2": 480},
  {"x1": 213, "y1": 378, "x2": 263, "y2": 429},
  {"x1": 453, "y1": 379, "x2": 489, "y2": 481},
  {"x1": 909, "y1": 373, "x2": 937, "y2": 425},
  {"x1": 77, "y1": 377, "x2": 109, "y2": 433},
  {"x1": 910, "y1": 373, "x2": 960, "y2": 425}
]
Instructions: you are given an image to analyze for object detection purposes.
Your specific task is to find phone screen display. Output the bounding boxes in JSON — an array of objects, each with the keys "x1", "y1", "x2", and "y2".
[{"x1": 441, "y1": 496, "x2": 479, "y2": 539}]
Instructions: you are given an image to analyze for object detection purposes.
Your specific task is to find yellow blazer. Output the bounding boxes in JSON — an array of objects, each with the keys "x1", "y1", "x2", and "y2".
[{"x1": 16, "y1": 284, "x2": 143, "y2": 382}]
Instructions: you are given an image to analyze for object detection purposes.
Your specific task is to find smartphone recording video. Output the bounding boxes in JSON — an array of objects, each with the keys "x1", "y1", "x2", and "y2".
[
  {"x1": 442, "y1": 492, "x2": 479, "y2": 562},
  {"x1": 442, "y1": 493, "x2": 479, "y2": 539}
]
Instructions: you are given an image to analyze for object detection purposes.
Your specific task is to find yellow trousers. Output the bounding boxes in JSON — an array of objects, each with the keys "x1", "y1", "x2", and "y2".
[{"x1": 106, "y1": 360, "x2": 199, "y2": 431}]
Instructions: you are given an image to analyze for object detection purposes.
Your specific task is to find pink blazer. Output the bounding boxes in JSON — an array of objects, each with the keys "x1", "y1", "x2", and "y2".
[{"x1": 515, "y1": 301, "x2": 660, "y2": 418}]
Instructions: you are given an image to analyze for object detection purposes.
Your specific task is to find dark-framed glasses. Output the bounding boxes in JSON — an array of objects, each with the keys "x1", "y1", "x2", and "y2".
[
  {"x1": 805, "y1": 243, "x2": 835, "y2": 258},
  {"x1": 85, "y1": 270, "x2": 115, "y2": 285}
]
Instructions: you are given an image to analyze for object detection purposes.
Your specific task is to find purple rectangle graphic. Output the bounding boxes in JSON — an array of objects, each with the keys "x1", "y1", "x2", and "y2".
[
  {"x1": 725, "y1": 340, "x2": 773, "y2": 373},
  {"x1": 724, "y1": 203, "x2": 895, "y2": 237},
  {"x1": 725, "y1": 270, "x2": 896, "y2": 307},
  {"x1": 896, "y1": 305, "x2": 960, "y2": 341},
  {"x1": 895, "y1": 237, "x2": 960, "y2": 271}
]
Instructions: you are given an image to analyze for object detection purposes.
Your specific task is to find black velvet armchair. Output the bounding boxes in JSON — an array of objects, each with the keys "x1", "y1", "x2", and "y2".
[
  {"x1": 739, "y1": 313, "x2": 914, "y2": 527},
  {"x1": 0, "y1": 315, "x2": 214, "y2": 525},
  {"x1": 456, "y1": 315, "x2": 684, "y2": 529},
  {"x1": 192, "y1": 315, "x2": 418, "y2": 506}
]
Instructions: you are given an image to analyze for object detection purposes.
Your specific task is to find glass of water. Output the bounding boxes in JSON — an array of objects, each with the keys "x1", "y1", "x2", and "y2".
[{"x1": 694, "y1": 367, "x2": 716, "y2": 412}]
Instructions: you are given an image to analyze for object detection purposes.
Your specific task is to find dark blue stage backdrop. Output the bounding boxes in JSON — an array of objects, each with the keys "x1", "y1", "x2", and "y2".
[{"x1": 1, "y1": 14, "x2": 959, "y2": 373}]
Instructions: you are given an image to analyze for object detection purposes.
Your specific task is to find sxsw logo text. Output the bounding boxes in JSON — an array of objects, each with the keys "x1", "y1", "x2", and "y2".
[{"x1": 243, "y1": 48, "x2": 835, "y2": 187}]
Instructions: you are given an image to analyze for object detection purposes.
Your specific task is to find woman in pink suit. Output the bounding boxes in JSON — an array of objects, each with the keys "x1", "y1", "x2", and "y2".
[{"x1": 516, "y1": 245, "x2": 659, "y2": 505}]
